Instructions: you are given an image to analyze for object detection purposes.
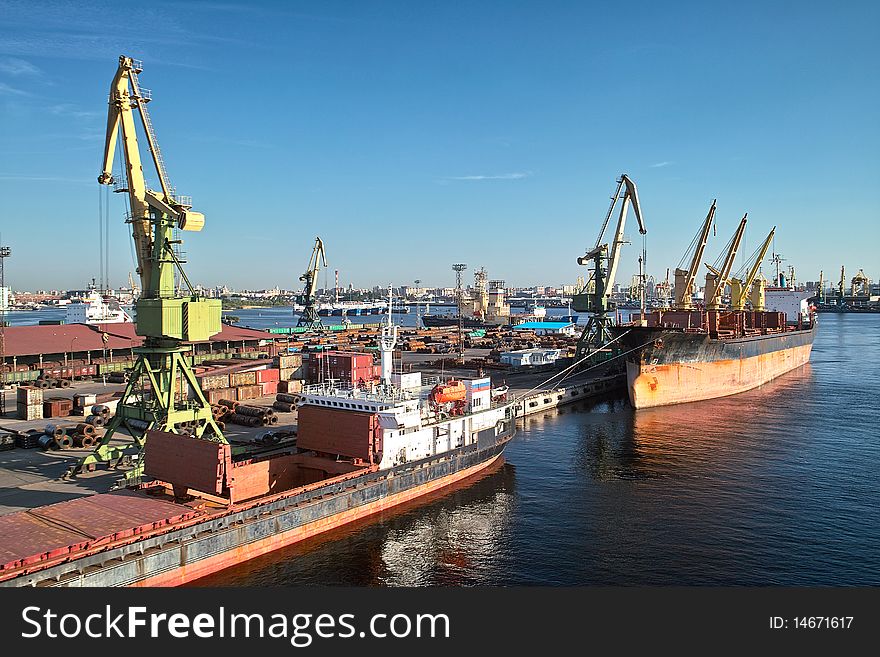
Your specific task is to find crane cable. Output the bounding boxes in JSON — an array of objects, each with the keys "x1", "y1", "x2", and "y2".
[{"x1": 513, "y1": 328, "x2": 640, "y2": 403}]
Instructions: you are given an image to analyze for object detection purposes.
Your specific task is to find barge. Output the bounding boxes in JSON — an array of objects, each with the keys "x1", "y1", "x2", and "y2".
[{"x1": 0, "y1": 377, "x2": 514, "y2": 587}]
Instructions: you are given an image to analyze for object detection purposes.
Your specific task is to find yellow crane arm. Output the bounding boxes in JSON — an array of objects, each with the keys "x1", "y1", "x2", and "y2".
[
  {"x1": 301, "y1": 237, "x2": 327, "y2": 300},
  {"x1": 730, "y1": 226, "x2": 775, "y2": 310},
  {"x1": 99, "y1": 56, "x2": 153, "y2": 292},
  {"x1": 674, "y1": 201, "x2": 716, "y2": 308},
  {"x1": 740, "y1": 227, "x2": 775, "y2": 295},
  {"x1": 705, "y1": 214, "x2": 747, "y2": 310}
]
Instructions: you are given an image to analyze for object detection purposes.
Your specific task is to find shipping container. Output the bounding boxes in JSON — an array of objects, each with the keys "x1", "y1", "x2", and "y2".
[
  {"x1": 255, "y1": 369, "x2": 279, "y2": 384},
  {"x1": 235, "y1": 384, "x2": 263, "y2": 401},
  {"x1": 260, "y1": 381, "x2": 278, "y2": 396},
  {"x1": 207, "y1": 388, "x2": 236, "y2": 404},
  {"x1": 229, "y1": 371, "x2": 257, "y2": 387},
  {"x1": 198, "y1": 373, "x2": 230, "y2": 391},
  {"x1": 17, "y1": 403, "x2": 43, "y2": 421},
  {"x1": 17, "y1": 386, "x2": 43, "y2": 406}
]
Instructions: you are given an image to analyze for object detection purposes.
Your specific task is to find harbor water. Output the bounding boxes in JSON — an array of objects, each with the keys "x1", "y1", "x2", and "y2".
[{"x1": 194, "y1": 313, "x2": 880, "y2": 586}]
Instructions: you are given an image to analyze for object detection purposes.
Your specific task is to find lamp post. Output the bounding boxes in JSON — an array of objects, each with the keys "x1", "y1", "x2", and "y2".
[
  {"x1": 0, "y1": 245, "x2": 9, "y2": 417},
  {"x1": 66, "y1": 336, "x2": 78, "y2": 366},
  {"x1": 414, "y1": 279, "x2": 421, "y2": 329}
]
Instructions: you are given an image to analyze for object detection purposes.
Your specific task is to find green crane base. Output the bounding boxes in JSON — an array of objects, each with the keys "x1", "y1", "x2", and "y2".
[{"x1": 66, "y1": 344, "x2": 226, "y2": 483}]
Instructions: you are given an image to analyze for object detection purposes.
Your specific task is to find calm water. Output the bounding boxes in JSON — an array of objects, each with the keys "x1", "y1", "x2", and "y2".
[{"x1": 194, "y1": 313, "x2": 880, "y2": 586}]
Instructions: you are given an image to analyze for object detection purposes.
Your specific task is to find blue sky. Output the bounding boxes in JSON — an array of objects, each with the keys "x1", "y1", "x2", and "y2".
[{"x1": 1, "y1": 0, "x2": 877, "y2": 291}]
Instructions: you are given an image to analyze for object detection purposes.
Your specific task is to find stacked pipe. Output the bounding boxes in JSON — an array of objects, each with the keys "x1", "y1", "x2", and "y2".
[
  {"x1": 272, "y1": 392, "x2": 298, "y2": 413},
  {"x1": 40, "y1": 422, "x2": 100, "y2": 450},
  {"x1": 226, "y1": 404, "x2": 277, "y2": 427}
]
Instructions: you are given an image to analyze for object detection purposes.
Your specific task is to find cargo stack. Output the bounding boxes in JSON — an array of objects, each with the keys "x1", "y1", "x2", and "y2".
[
  {"x1": 17, "y1": 386, "x2": 43, "y2": 421},
  {"x1": 276, "y1": 353, "x2": 305, "y2": 381},
  {"x1": 305, "y1": 351, "x2": 380, "y2": 385},
  {"x1": 43, "y1": 397, "x2": 74, "y2": 418}
]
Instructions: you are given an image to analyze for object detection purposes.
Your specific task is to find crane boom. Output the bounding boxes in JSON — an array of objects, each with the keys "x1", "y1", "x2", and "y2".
[
  {"x1": 604, "y1": 174, "x2": 646, "y2": 297},
  {"x1": 573, "y1": 173, "x2": 646, "y2": 359},
  {"x1": 705, "y1": 214, "x2": 747, "y2": 310},
  {"x1": 297, "y1": 237, "x2": 328, "y2": 329},
  {"x1": 673, "y1": 201, "x2": 716, "y2": 309},
  {"x1": 99, "y1": 56, "x2": 205, "y2": 296},
  {"x1": 730, "y1": 226, "x2": 775, "y2": 310}
]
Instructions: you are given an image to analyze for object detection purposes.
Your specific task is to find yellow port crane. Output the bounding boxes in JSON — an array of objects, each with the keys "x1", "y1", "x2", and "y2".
[
  {"x1": 297, "y1": 236, "x2": 327, "y2": 329},
  {"x1": 704, "y1": 214, "x2": 748, "y2": 310},
  {"x1": 673, "y1": 201, "x2": 716, "y2": 309},
  {"x1": 68, "y1": 56, "x2": 224, "y2": 480},
  {"x1": 730, "y1": 227, "x2": 775, "y2": 311}
]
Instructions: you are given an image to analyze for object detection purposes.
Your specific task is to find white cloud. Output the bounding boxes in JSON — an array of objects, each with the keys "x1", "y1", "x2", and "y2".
[
  {"x1": 0, "y1": 57, "x2": 40, "y2": 76},
  {"x1": 447, "y1": 172, "x2": 532, "y2": 181},
  {"x1": 0, "y1": 81, "x2": 29, "y2": 95},
  {"x1": 649, "y1": 161, "x2": 672, "y2": 168}
]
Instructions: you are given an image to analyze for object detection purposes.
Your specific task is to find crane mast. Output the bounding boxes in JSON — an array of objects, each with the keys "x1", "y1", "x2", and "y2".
[
  {"x1": 572, "y1": 173, "x2": 646, "y2": 359},
  {"x1": 69, "y1": 56, "x2": 224, "y2": 481},
  {"x1": 705, "y1": 214, "x2": 747, "y2": 310},
  {"x1": 730, "y1": 226, "x2": 775, "y2": 310},
  {"x1": 673, "y1": 201, "x2": 716, "y2": 309},
  {"x1": 297, "y1": 237, "x2": 327, "y2": 329}
]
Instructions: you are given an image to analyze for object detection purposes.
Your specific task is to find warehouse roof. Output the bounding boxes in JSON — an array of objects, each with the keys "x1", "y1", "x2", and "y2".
[{"x1": 1, "y1": 323, "x2": 271, "y2": 358}]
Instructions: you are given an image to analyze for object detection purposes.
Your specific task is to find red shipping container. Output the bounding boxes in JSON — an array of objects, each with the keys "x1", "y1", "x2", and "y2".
[
  {"x1": 256, "y1": 368, "x2": 279, "y2": 383},
  {"x1": 296, "y1": 405, "x2": 382, "y2": 463},
  {"x1": 261, "y1": 381, "x2": 278, "y2": 396}
]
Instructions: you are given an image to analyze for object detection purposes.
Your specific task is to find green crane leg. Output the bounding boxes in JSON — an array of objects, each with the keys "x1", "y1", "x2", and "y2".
[{"x1": 67, "y1": 345, "x2": 225, "y2": 482}]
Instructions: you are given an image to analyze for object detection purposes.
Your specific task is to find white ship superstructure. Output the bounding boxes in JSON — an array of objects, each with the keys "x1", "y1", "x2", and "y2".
[
  {"x1": 65, "y1": 288, "x2": 133, "y2": 324},
  {"x1": 297, "y1": 376, "x2": 511, "y2": 470}
]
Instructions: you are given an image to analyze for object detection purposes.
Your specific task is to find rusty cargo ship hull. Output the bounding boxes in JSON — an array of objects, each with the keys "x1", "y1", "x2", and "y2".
[
  {"x1": 612, "y1": 310, "x2": 815, "y2": 409},
  {"x1": 0, "y1": 422, "x2": 514, "y2": 587}
]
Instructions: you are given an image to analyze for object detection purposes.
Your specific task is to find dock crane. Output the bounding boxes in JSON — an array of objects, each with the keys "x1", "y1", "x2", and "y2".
[
  {"x1": 297, "y1": 237, "x2": 327, "y2": 329},
  {"x1": 704, "y1": 214, "x2": 748, "y2": 310},
  {"x1": 673, "y1": 201, "x2": 716, "y2": 309},
  {"x1": 572, "y1": 174, "x2": 646, "y2": 359},
  {"x1": 838, "y1": 266, "x2": 846, "y2": 298},
  {"x1": 68, "y1": 56, "x2": 224, "y2": 480},
  {"x1": 729, "y1": 226, "x2": 775, "y2": 310}
]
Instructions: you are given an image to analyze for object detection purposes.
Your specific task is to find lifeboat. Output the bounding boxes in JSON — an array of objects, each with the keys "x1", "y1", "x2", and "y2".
[{"x1": 430, "y1": 380, "x2": 467, "y2": 404}]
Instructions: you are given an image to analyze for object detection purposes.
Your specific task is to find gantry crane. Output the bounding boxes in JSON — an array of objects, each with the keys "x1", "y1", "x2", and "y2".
[
  {"x1": 572, "y1": 174, "x2": 646, "y2": 359},
  {"x1": 673, "y1": 201, "x2": 716, "y2": 309},
  {"x1": 704, "y1": 214, "x2": 748, "y2": 310},
  {"x1": 68, "y1": 56, "x2": 224, "y2": 479},
  {"x1": 297, "y1": 237, "x2": 327, "y2": 329},
  {"x1": 730, "y1": 227, "x2": 775, "y2": 310}
]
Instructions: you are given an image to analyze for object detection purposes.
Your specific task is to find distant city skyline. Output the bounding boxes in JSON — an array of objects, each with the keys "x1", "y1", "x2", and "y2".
[{"x1": 1, "y1": 1, "x2": 878, "y2": 291}]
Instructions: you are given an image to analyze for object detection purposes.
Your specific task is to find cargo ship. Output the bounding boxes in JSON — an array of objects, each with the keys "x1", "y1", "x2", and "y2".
[
  {"x1": 421, "y1": 314, "x2": 490, "y2": 328},
  {"x1": 612, "y1": 290, "x2": 816, "y2": 408},
  {"x1": 0, "y1": 377, "x2": 514, "y2": 587}
]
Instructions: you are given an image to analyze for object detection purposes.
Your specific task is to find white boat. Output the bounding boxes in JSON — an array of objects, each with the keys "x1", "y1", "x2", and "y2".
[{"x1": 65, "y1": 288, "x2": 133, "y2": 324}]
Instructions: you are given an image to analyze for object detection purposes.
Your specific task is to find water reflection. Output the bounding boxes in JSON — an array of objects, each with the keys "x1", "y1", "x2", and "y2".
[{"x1": 192, "y1": 460, "x2": 516, "y2": 587}]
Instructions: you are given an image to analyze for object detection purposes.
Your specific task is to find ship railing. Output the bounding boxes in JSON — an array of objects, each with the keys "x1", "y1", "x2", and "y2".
[{"x1": 301, "y1": 381, "x2": 416, "y2": 403}]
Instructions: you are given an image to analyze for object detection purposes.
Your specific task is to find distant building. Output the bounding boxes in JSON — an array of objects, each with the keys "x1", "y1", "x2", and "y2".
[
  {"x1": 512, "y1": 321, "x2": 578, "y2": 336},
  {"x1": 500, "y1": 348, "x2": 562, "y2": 367}
]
